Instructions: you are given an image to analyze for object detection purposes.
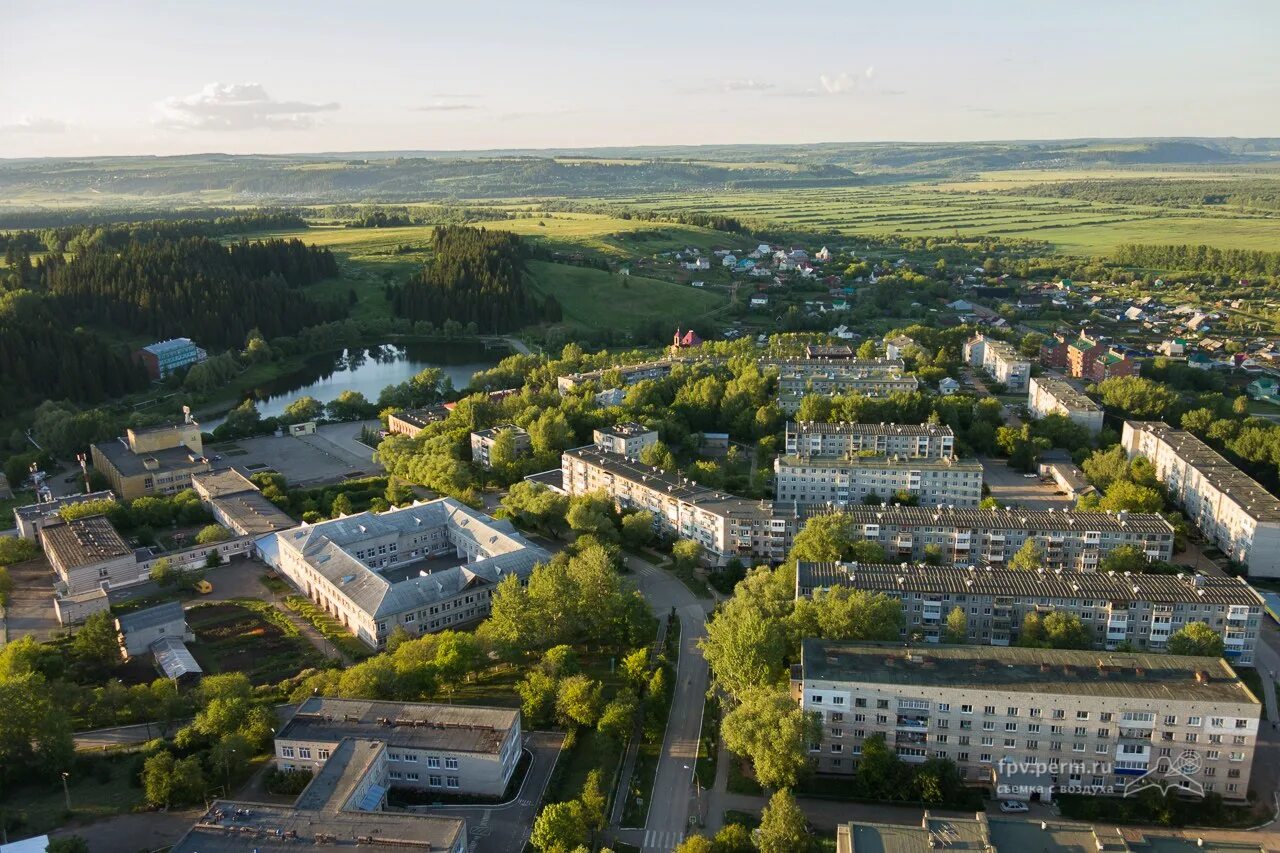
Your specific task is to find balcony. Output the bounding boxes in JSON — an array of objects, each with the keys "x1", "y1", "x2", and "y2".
[
  {"x1": 1227, "y1": 607, "x2": 1251, "y2": 622},
  {"x1": 896, "y1": 716, "x2": 930, "y2": 731}
]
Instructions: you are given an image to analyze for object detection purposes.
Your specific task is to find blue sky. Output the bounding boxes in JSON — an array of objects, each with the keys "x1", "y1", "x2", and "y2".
[{"x1": 2, "y1": 0, "x2": 1277, "y2": 157}]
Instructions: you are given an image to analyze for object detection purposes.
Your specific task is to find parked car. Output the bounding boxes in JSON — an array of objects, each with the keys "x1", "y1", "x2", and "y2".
[
  {"x1": 999, "y1": 800, "x2": 1029, "y2": 813},
  {"x1": 1022, "y1": 473, "x2": 1038, "y2": 478}
]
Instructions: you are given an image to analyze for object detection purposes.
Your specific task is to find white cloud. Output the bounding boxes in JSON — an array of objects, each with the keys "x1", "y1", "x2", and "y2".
[
  {"x1": 412, "y1": 102, "x2": 479, "y2": 112},
  {"x1": 818, "y1": 67, "x2": 876, "y2": 95},
  {"x1": 720, "y1": 79, "x2": 775, "y2": 92},
  {"x1": 155, "y1": 83, "x2": 338, "y2": 131},
  {"x1": 0, "y1": 116, "x2": 68, "y2": 134}
]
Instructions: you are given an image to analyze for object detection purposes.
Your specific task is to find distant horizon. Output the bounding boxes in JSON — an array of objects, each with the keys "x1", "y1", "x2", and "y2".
[
  {"x1": 5, "y1": 134, "x2": 1280, "y2": 164},
  {"x1": 4, "y1": 0, "x2": 1277, "y2": 159}
]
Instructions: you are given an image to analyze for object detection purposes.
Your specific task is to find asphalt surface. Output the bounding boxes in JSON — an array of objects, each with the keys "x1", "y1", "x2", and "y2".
[{"x1": 980, "y1": 455, "x2": 1074, "y2": 511}]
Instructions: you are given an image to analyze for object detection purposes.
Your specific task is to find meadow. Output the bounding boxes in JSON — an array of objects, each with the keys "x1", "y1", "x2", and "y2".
[{"x1": 525, "y1": 260, "x2": 726, "y2": 331}]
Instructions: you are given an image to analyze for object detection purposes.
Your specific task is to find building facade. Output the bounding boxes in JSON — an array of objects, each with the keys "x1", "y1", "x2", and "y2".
[
  {"x1": 387, "y1": 406, "x2": 450, "y2": 438},
  {"x1": 1121, "y1": 421, "x2": 1280, "y2": 577},
  {"x1": 964, "y1": 336, "x2": 1030, "y2": 391},
  {"x1": 134, "y1": 337, "x2": 207, "y2": 380},
  {"x1": 592, "y1": 422, "x2": 659, "y2": 458},
  {"x1": 557, "y1": 359, "x2": 674, "y2": 395},
  {"x1": 796, "y1": 639, "x2": 1260, "y2": 801},
  {"x1": 561, "y1": 447, "x2": 799, "y2": 565},
  {"x1": 774, "y1": 455, "x2": 983, "y2": 508},
  {"x1": 796, "y1": 562, "x2": 1264, "y2": 663},
  {"x1": 91, "y1": 422, "x2": 210, "y2": 501},
  {"x1": 1027, "y1": 377, "x2": 1105, "y2": 436},
  {"x1": 785, "y1": 422, "x2": 955, "y2": 458},
  {"x1": 774, "y1": 359, "x2": 918, "y2": 413},
  {"x1": 275, "y1": 697, "x2": 522, "y2": 798},
  {"x1": 809, "y1": 505, "x2": 1176, "y2": 569},
  {"x1": 469, "y1": 425, "x2": 531, "y2": 469},
  {"x1": 263, "y1": 499, "x2": 549, "y2": 649}
]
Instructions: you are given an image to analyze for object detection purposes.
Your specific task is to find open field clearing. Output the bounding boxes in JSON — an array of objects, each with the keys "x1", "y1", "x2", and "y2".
[{"x1": 526, "y1": 260, "x2": 726, "y2": 330}]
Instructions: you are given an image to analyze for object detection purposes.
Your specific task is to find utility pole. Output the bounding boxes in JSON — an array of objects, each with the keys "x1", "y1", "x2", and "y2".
[{"x1": 61, "y1": 772, "x2": 71, "y2": 811}]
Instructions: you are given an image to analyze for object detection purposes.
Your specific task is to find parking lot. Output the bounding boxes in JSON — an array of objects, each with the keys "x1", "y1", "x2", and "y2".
[
  {"x1": 212, "y1": 420, "x2": 383, "y2": 487},
  {"x1": 980, "y1": 457, "x2": 1073, "y2": 511}
]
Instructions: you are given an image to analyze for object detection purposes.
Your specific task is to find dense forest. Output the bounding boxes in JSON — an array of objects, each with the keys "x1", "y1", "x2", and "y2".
[
  {"x1": 0, "y1": 291, "x2": 148, "y2": 404},
  {"x1": 37, "y1": 236, "x2": 343, "y2": 347},
  {"x1": 0, "y1": 210, "x2": 307, "y2": 254},
  {"x1": 1010, "y1": 178, "x2": 1280, "y2": 212},
  {"x1": 1112, "y1": 243, "x2": 1280, "y2": 278},
  {"x1": 393, "y1": 226, "x2": 558, "y2": 332}
]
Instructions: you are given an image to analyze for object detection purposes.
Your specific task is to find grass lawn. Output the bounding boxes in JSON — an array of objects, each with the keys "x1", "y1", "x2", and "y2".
[
  {"x1": 1238, "y1": 668, "x2": 1271, "y2": 720},
  {"x1": 623, "y1": 617, "x2": 681, "y2": 826},
  {"x1": 694, "y1": 693, "x2": 721, "y2": 791},
  {"x1": 282, "y1": 595, "x2": 374, "y2": 661},
  {"x1": 526, "y1": 260, "x2": 726, "y2": 333},
  {"x1": 187, "y1": 599, "x2": 326, "y2": 684},
  {"x1": 726, "y1": 752, "x2": 764, "y2": 796},
  {"x1": 544, "y1": 728, "x2": 624, "y2": 807},
  {"x1": 0, "y1": 490, "x2": 36, "y2": 529},
  {"x1": 1, "y1": 753, "x2": 144, "y2": 838}
]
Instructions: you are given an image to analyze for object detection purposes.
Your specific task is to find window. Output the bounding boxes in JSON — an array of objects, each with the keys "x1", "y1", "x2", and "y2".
[
  {"x1": 982, "y1": 721, "x2": 996, "y2": 732},
  {"x1": 810, "y1": 694, "x2": 824, "y2": 704},
  {"x1": 979, "y1": 753, "x2": 992, "y2": 763},
  {"x1": 1186, "y1": 733, "x2": 1198, "y2": 743},
  {"x1": 961, "y1": 705, "x2": 973, "y2": 714},
  {"x1": 1163, "y1": 715, "x2": 1177, "y2": 726},
  {"x1": 1026, "y1": 740, "x2": 1039, "y2": 750},
  {"x1": 281, "y1": 746, "x2": 295, "y2": 758},
  {"x1": 981, "y1": 737, "x2": 994, "y2": 747},
  {"x1": 1005, "y1": 723, "x2": 1018, "y2": 732},
  {"x1": 403, "y1": 753, "x2": 417, "y2": 762},
  {"x1": 1211, "y1": 717, "x2": 1225, "y2": 727},
  {"x1": 938, "y1": 703, "x2": 950, "y2": 712},
  {"x1": 832, "y1": 696, "x2": 845, "y2": 706},
  {"x1": 830, "y1": 743, "x2": 843, "y2": 753},
  {"x1": 1188, "y1": 716, "x2": 1201, "y2": 726},
  {"x1": 1052, "y1": 710, "x2": 1065, "y2": 719},
  {"x1": 1235, "y1": 719, "x2": 1249, "y2": 729},
  {"x1": 405, "y1": 772, "x2": 419, "y2": 782},
  {"x1": 983, "y1": 706, "x2": 996, "y2": 716},
  {"x1": 318, "y1": 749, "x2": 330, "y2": 760},
  {"x1": 429, "y1": 775, "x2": 442, "y2": 787},
  {"x1": 1030, "y1": 708, "x2": 1042, "y2": 718},
  {"x1": 1097, "y1": 729, "x2": 1109, "y2": 739},
  {"x1": 1233, "y1": 735, "x2": 1247, "y2": 745},
  {"x1": 935, "y1": 735, "x2": 949, "y2": 744},
  {"x1": 1100, "y1": 712, "x2": 1112, "y2": 722},
  {"x1": 299, "y1": 747, "x2": 312, "y2": 759},
  {"x1": 1229, "y1": 752, "x2": 1244, "y2": 762},
  {"x1": 1076, "y1": 711, "x2": 1089, "y2": 720},
  {"x1": 1074, "y1": 727, "x2": 1087, "y2": 737},
  {"x1": 877, "y1": 699, "x2": 889, "y2": 709},
  {"x1": 855, "y1": 698, "x2": 867, "y2": 708},
  {"x1": 809, "y1": 742, "x2": 821, "y2": 752},
  {"x1": 427, "y1": 757, "x2": 441, "y2": 769},
  {"x1": 444, "y1": 758, "x2": 458, "y2": 770},
  {"x1": 830, "y1": 728, "x2": 843, "y2": 738},
  {"x1": 447, "y1": 777, "x2": 460, "y2": 788},
  {"x1": 936, "y1": 719, "x2": 949, "y2": 729},
  {"x1": 1006, "y1": 707, "x2": 1018, "y2": 717},
  {"x1": 1027, "y1": 724, "x2": 1041, "y2": 734},
  {"x1": 831, "y1": 713, "x2": 844, "y2": 723}
]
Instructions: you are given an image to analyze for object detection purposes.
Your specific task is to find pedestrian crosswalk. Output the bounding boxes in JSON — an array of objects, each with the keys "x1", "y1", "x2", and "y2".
[{"x1": 643, "y1": 829, "x2": 684, "y2": 851}]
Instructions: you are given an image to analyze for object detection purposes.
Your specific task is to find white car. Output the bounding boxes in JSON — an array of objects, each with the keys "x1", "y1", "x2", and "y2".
[
  {"x1": 999, "y1": 800, "x2": 1029, "y2": 813},
  {"x1": 1022, "y1": 473, "x2": 1038, "y2": 478}
]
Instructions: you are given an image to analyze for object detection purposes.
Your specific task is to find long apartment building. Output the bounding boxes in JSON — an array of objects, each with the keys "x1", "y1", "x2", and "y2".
[
  {"x1": 561, "y1": 446, "x2": 799, "y2": 565},
  {"x1": 1028, "y1": 377, "x2": 1105, "y2": 436},
  {"x1": 964, "y1": 335, "x2": 1031, "y2": 391},
  {"x1": 774, "y1": 455, "x2": 983, "y2": 508},
  {"x1": 262, "y1": 499, "x2": 549, "y2": 649},
  {"x1": 556, "y1": 359, "x2": 674, "y2": 395},
  {"x1": 796, "y1": 639, "x2": 1261, "y2": 801},
  {"x1": 275, "y1": 697, "x2": 522, "y2": 797},
  {"x1": 812, "y1": 505, "x2": 1176, "y2": 569},
  {"x1": 774, "y1": 358, "x2": 918, "y2": 413},
  {"x1": 795, "y1": 562, "x2": 1264, "y2": 663},
  {"x1": 1122, "y1": 421, "x2": 1280, "y2": 578},
  {"x1": 785, "y1": 421, "x2": 955, "y2": 458}
]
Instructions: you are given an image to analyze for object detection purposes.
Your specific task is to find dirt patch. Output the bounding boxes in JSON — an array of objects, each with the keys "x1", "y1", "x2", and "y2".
[{"x1": 187, "y1": 602, "x2": 320, "y2": 684}]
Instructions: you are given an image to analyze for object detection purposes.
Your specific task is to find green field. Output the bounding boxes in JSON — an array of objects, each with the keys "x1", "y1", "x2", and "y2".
[
  {"x1": 622, "y1": 177, "x2": 1280, "y2": 256},
  {"x1": 526, "y1": 260, "x2": 726, "y2": 331}
]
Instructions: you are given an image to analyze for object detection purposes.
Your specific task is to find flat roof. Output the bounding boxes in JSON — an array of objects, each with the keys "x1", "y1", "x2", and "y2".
[
  {"x1": 94, "y1": 438, "x2": 207, "y2": 478},
  {"x1": 471, "y1": 423, "x2": 528, "y2": 440},
  {"x1": 13, "y1": 490, "x2": 116, "y2": 522},
  {"x1": 801, "y1": 639, "x2": 1260, "y2": 705},
  {"x1": 796, "y1": 562, "x2": 1264, "y2": 606},
  {"x1": 279, "y1": 697, "x2": 518, "y2": 755},
  {"x1": 1031, "y1": 376, "x2": 1103, "y2": 413},
  {"x1": 1125, "y1": 421, "x2": 1280, "y2": 523},
  {"x1": 524, "y1": 469, "x2": 565, "y2": 492},
  {"x1": 191, "y1": 468, "x2": 258, "y2": 498},
  {"x1": 595, "y1": 421, "x2": 655, "y2": 438},
  {"x1": 810, "y1": 505, "x2": 1175, "y2": 535},
  {"x1": 776, "y1": 455, "x2": 982, "y2": 472},
  {"x1": 211, "y1": 490, "x2": 296, "y2": 536},
  {"x1": 41, "y1": 516, "x2": 132, "y2": 570},
  {"x1": 389, "y1": 406, "x2": 450, "y2": 430},
  {"x1": 788, "y1": 421, "x2": 955, "y2": 438}
]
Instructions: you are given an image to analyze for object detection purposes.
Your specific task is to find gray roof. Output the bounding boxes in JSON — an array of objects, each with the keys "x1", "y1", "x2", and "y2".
[
  {"x1": 281, "y1": 697, "x2": 518, "y2": 755},
  {"x1": 191, "y1": 468, "x2": 258, "y2": 498},
  {"x1": 800, "y1": 639, "x2": 1260, "y2": 704},
  {"x1": 152, "y1": 637, "x2": 202, "y2": 680},
  {"x1": 776, "y1": 454, "x2": 982, "y2": 472},
  {"x1": 1031, "y1": 376, "x2": 1103, "y2": 412},
  {"x1": 271, "y1": 498, "x2": 548, "y2": 619},
  {"x1": 13, "y1": 490, "x2": 116, "y2": 523},
  {"x1": 787, "y1": 421, "x2": 954, "y2": 438},
  {"x1": 796, "y1": 562, "x2": 1265, "y2": 606},
  {"x1": 211, "y1": 490, "x2": 296, "y2": 536},
  {"x1": 40, "y1": 516, "x2": 132, "y2": 569},
  {"x1": 471, "y1": 423, "x2": 528, "y2": 441},
  {"x1": 389, "y1": 405, "x2": 450, "y2": 430},
  {"x1": 117, "y1": 600, "x2": 187, "y2": 634},
  {"x1": 595, "y1": 421, "x2": 655, "y2": 439},
  {"x1": 94, "y1": 437, "x2": 208, "y2": 478}
]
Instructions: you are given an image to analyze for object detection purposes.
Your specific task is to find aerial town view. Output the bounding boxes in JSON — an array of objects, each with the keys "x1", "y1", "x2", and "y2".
[{"x1": 4, "y1": 2, "x2": 1280, "y2": 852}]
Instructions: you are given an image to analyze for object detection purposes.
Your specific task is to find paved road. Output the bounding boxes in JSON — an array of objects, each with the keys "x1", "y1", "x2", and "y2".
[{"x1": 614, "y1": 555, "x2": 713, "y2": 853}]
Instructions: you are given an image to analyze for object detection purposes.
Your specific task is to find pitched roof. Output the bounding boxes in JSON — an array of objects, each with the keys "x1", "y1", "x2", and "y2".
[{"x1": 116, "y1": 600, "x2": 186, "y2": 634}]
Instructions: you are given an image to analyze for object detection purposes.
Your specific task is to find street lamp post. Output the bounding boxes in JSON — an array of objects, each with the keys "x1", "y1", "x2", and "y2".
[{"x1": 60, "y1": 772, "x2": 71, "y2": 811}]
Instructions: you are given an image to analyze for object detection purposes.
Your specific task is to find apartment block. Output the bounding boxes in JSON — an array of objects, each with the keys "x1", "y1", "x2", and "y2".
[
  {"x1": 387, "y1": 405, "x2": 450, "y2": 438},
  {"x1": 1028, "y1": 377, "x2": 1105, "y2": 436},
  {"x1": 1068, "y1": 335, "x2": 1107, "y2": 379},
  {"x1": 774, "y1": 358, "x2": 918, "y2": 413},
  {"x1": 796, "y1": 639, "x2": 1260, "y2": 801},
  {"x1": 796, "y1": 562, "x2": 1264, "y2": 663},
  {"x1": 774, "y1": 455, "x2": 983, "y2": 508},
  {"x1": 469, "y1": 424, "x2": 531, "y2": 469},
  {"x1": 134, "y1": 337, "x2": 207, "y2": 380},
  {"x1": 556, "y1": 359, "x2": 673, "y2": 395},
  {"x1": 1122, "y1": 421, "x2": 1280, "y2": 577},
  {"x1": 884, "y1": 335, "x2": 920, "y2": 361},
  {"x1": 262, "y1": 499, "x2": 549, "y2": 648},
  {"x1": 561, "y1": 447, "x2": 799, "y2": 565},
  {"x1": 91, "y1": 421, "x2": 210, "y2": 501},
  {"x1": 964, "y1": 335, "x2": 1030, "y2": 391},
  {"x1": 1040, "y1": 332, "x2": 1071, "y2": 370},
  {"x1": 592, "y1": 422, "x2": 659, "y2": 458},
  {"x1": 785, "y1": 421, "x2": 955, "y2": 458},
  {"x1": 275, "y1": 697, "x2": 522, "y2": 798},
  {"x1": 809, "y1": 505, "x2": 1176, "y2": 569}
]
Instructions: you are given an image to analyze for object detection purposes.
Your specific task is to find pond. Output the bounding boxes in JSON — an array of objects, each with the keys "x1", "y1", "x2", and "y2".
[{"x1": 199, "y1": 341, "x2": 502, "y2": 430}]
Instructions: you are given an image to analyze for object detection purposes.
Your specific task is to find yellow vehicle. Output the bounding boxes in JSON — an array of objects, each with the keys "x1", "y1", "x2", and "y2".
[{"x1": 194, "y1": 580, "x2": 214, "y2": 595}]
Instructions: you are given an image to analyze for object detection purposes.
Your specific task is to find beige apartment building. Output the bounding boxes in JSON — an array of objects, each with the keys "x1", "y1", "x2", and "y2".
[
  {"x1": 556, "y1": 359, "x2": 674, "y2": 395},
  {"x1": 964, "y1": 335, "x2": 1031, "y2": 391},
  {"x1": 561, "y1": 446, "x2": 799, "y2": 564},
  {"x1": 797, "y1": 639, "x2": 1261, "y2": 801},
  {"x1": 592, "y1": 422, "x2": 659, "y2": 458},
  {"x1": 785, "y1": 421, "x2": 955, "y2": 458},
  {"x1": 1122, "y1": 421, "x2": 1280, "y2": 578},
  {"x1": 816, "y1": 505, "x2": 1176, "y2": 569},
  {"x1": 263, "y1": 498, "x2": 549, "y2": 649},
  {"x1": 775, "y1": 359, "x2": 919, "y2": 414},
  {"x1": 774, "y1": 454, "x2": 983, "y2": 508},
  {"x1": 796, "y1": 562, "x2": 1264, "y2": 664},
  {"x1": 275, "y1": 697, "x2": 522, "y2": 798},
  {"x1": 469, "y1": 424, "x2": 531, "y2": 469},
  {"x1": 91, "y1": 421, "x2": 210, "y2": 501},
  {"x1": 1028, "y1": 377, "x2": 1105, "y2": 436}
]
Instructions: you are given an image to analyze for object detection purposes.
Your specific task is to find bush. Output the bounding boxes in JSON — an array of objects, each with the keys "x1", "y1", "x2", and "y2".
[{"x1": 264, "y1": 767, "x2": 313, "y2": 795}]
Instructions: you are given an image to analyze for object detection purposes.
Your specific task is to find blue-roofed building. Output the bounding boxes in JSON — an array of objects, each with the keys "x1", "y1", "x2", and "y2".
[
  {"x1": 134, "y1": 337, "x2": 208, "y2": 380},
  {"x1": 263, "y1": 498, "x2": 549, "y2": 649}
]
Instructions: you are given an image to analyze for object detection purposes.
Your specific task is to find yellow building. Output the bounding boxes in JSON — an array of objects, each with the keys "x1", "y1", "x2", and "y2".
[{"x1": 91, "y1": 422, "x2": 210, "y2": 501}]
